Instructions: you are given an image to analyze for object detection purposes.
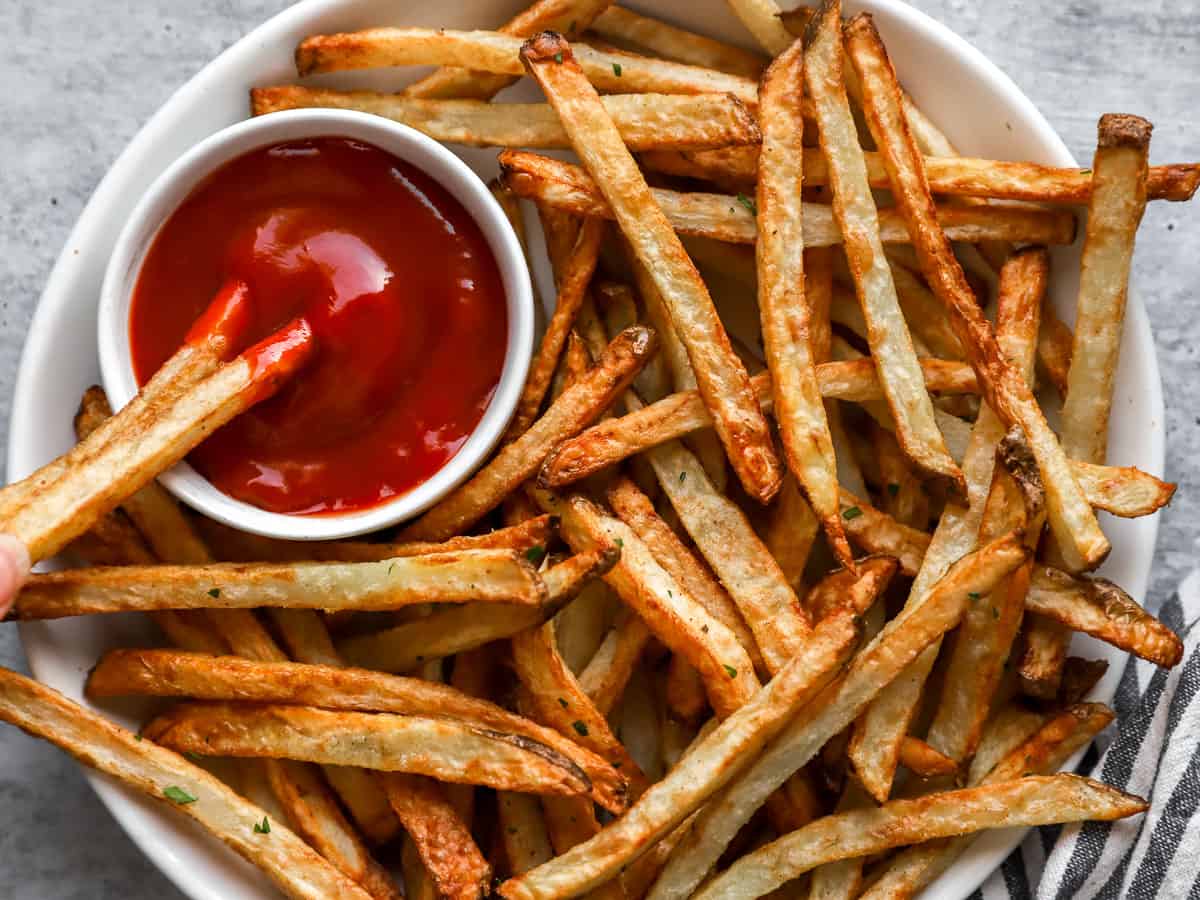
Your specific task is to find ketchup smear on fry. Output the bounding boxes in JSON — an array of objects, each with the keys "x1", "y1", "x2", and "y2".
[{"x1": 129, "y1": 137, "x2": 507, "y2": 515}]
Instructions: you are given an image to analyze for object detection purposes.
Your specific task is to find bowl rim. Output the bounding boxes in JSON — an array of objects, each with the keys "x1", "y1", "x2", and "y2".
[{"x1": 96, "y1": 107, "x2": 534, "y2": 541}]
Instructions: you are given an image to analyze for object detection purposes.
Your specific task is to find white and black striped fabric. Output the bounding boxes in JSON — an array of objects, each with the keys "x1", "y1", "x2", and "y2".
[{"x1": 973, "y1": 567, "x2": 1200, "y2": 900}]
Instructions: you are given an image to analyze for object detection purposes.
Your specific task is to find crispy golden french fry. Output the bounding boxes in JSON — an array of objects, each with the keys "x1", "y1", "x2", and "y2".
[
  {"x1": 606, "y1": 477, "x2": 762, "y2": 672},
  {"x1": 589, "y1": 6, "x2": 768, "y2": 78},
  {"x1": 499, "y1": 151, "x2": 1079, "y2": 247},
  {"x1": 627, "y1": 432, "x2": 808, "y2": 675},
  {"x1": 898, "y1": 736, "x2": 958, "y2": 778},
  {"x1": 252, "y1": 86, "x2": 759, "y2": 152},
  {"x1": 808, "y1": 781, "x2": 872, "y2": 900},
  {"x1": 539, "y1": 491, "x2": 761, "y2": 718},
  {"x1": 641, "y1": 146, "x2": 1200, "y2": 203},
  {"x1": 537, "y1": 359, "x2": 977, "y2": 487},
  {"x1": 500, "y1": 791, "x2": 556, "y2": 874},
  {"x1": 763, "y1": 476, "x2": 820, "y2": 593},
  {"x1": 837, "y1": 492, "x2": 930, "y2": 577},
  {"x1": 757, "y1": 35, "x2": 852, "y2": 567},
  {"x1": 1038, "y1": 303, "x2": 1074, "y2": 397},
  {"x1": 382, "y1": 774, "x2": 490, "y2": 900},
  {"x1": 496, "y1": 609, "x2": 859, "y2": 900},
  {"x1": 520, "y1": 35, "x2": 781, "y2": 503},
  {"x1": 803, "y1": 555, "x2": 898, "y2": 623},
  {"x1": 722, "y1": 0, "x2": 792, "y2": 53},
  {"x1": 400, "y1": 326, "x2": 656, "y2": 540},
  {"x1": 665, "y1": 654, "x2": 709, "y2": 721},
  {"x1": 1018, "y1": 616, "x2": 1074, "y2": 699},
  {"x1": 195, "y1": 514, "x2": 558, "y2": 564},
  {"x1": 144, "y1": 703, "x2": 591, "y2": 796},
  {"x1": 335, "y1": 546, "x2": 616, "y2": 670},
  {"x1": 296, "y1": 28, "x2": 758, "y2": 105},
  {"x1": 648, "y1": 532, "x2": 1028, "y2": 900},
  {"x1": 13, "y1": 550, "x2": 545, "y2": 620},
  {"x1": 512, "y1": 619, "x2": 650, "y2": 793},
  {"x1": 87, "y1": 646, "x2": 629, "y2": 815},
  {"x1": 553, "y1": 577, "x2": 615, "y2": 674},
  {"x1": 859, "y1": 703, "x2": 1115, "y2": 900},
  {"x1": 0, "y1": 668, "x2": 374, "y2": 900},
  {"x1": 1061, "y1": 114, "x2": 1151, "y2": 464},
  {"x1": 882, "y1": 257, "x2": 968, "y2": 361},
  {"x1": 578, "y1": 608, "x2": 653, "y2": 715},
  {"x1": 804, "y1": 2, "x2": 962, "y2": 489},
  {"x1": 845, "y1": 13, "x2": 1107, "y2": 572},
  {"x1": 873, "y1": 423, "x2": 929, "y2": 529},
  {"x1": 1024, "y1": 566, "x2": 1183, "y2": 666},
  {"x1": 922, "y1": 249, "x2": 1049, "y2": 765},
  {"x1": 0, "y1": 318, "x2": 313, "y2": 563},
  {"x1": 399, "y1": 0, "x2": 611, "y2": 99},
  {"x1": 510, "y1": 217, "x2": 607, "y2": 438},
  {"x1": 693, "y1": 775, "x2": 1145, "y2": 900}
]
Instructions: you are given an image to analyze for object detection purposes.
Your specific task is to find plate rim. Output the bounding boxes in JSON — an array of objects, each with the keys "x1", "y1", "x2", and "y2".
[{"x1": 6, "y1": 1, "x2": 1165, "y2": 898}]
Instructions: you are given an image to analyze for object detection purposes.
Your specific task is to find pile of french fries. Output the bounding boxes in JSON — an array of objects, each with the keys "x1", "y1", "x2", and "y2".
[{"x1": 1, "y1": 2, "x2": 1197, "y2": 899}]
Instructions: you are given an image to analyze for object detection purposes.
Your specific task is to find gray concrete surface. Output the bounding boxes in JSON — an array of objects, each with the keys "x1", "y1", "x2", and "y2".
[{"x1": 0, "y1": 1, "x2": 1196, "y2": 897}]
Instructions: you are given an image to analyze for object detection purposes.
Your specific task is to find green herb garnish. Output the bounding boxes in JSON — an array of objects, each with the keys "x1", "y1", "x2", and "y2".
[
  {"x1": 723, "y1": 664, "x2": 738, "y2": 679},
  {"x1": 525, "y1": 545, "x2": 547, "y2": 566},
  {"x1": 842, "y1": 506, "x2": 863, "y2": 520},
  {"x1": 572, "y1": 721, "x2": 589, "y2": 737},
  {"x1": 736, "y1": 193, "x2": 757, "y2": 216},
  {"x1": 164, "y1": 786, "x2": 197, "y2": 805},
  {"x1": 207, "y1": 588, "x2": 220, "y2": 598},
  {"x1": 612, "y1": 62, "x2": 622, "y2": 77},
  {"x1": 554, "y1": 52, "x2": 564, "y2": 63},
  {"x1": 253, "y1": 817, "x2": 271, "y2": 834}
]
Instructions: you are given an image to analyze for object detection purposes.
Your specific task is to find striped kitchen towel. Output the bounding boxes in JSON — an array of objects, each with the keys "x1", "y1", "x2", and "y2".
[{"x1": 976, "y1": 565, "x2": 1200, "y2": 899}]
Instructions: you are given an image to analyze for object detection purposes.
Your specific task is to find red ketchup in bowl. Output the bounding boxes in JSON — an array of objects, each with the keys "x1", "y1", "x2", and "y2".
[{"x1": 129, "y1": 137, "x2": 507, "y2": 515}]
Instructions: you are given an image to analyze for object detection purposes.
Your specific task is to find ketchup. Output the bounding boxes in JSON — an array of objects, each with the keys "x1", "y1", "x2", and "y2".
[{"x1": 130, "y1": 138, "x2": 508, "y2": 515}]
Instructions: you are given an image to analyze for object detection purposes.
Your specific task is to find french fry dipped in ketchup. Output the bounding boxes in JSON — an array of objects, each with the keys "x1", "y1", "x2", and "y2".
[{"x1": 0, "y1": 280, "x2": 316, "y2": 564}]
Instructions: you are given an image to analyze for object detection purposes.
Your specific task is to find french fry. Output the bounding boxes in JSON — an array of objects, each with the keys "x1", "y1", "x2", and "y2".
[
  {"x1": 0, "y1": 317, "x2": 313, "y2": 563},
  {"x1": 872, "y1": 423, "x2": 929, "y2": 529},
  {"x1": 12, "y1": 550, "x2": 546, "y2": 620},
  {"x1": 756, "y1": 35, "x2": 852, "y2": 567},
  {"x1": 500, "y1": 792, "x2": 556, "y2": 874},
  {"x1": 400, "y1": 326, "x2": 657, "y2": 540},
  {"x1": 763, "y1": 476, "x2": 820, "y2": 592},
  {"x1": 538, "y1": 491, "x2": 761, "y2": 718},
  {"x1": 808, "y1": 782, "x2": 872, "y2": 900},
  {"x1": 296, "y1": 28, "x2": 759, "y2": 105},
  {"x1": 641, "y1": 146, "x2": 1200, "y2": 203},
  {"x1": 398, "y1": 0, "x2": 612, "y2": 99},
  {"x1": 1018, "y1": 617, "x2": 1074, "y2": 699},
  {"x1": 804, "y1": 1, "x2": 963, "y2": 489},
  {"x1": 511, "y1": 619, "x2": 651, "y2": 793},
  {"x1": 520, "y1": 35, "x2": 782, "y2": 503},
  {"x1": 252, "y1": 86, "x2": 759, "y2": 152},
  {"x1": 0, "y1": 668, "x2": 375, "y2": 900},
  {"x1": 898, "y1": 736, "x2": 958, "y2": 778},
  {"x1": 845, "y1": 12, "x2": 1108, "y2": 572},
  {"x1": 496, "y1": 609, "x2": 859, "y2": 900},
  {"x1": 143, "y1": 703, "x2": 592, "y2": 796},
  {"x1": 692, "y1": 775, "x2": 1145, "y2": 900},
  {"x1": 922, "y1": 250, "x2": 1048, "y2": 765},
  {"x1": 838, "y1": 492, "x2": 930, "y2": 577},
  {"x1": 1060, "y1": 114, "x2": 1151, "y2": 463},
  {"x1": 859, "y1": 703, "x2": 1115, "y2": 900},
  {"x1": 193, "y1": 514, "x2": 558, "y2": 563},
  {"x1": 1057, "y1": 656, "x2": 1111, "y2": 706},
  {"x1": 87, "y1": 646, "x2": 630, "y2": 815},
  {"x1": 802, "y1": 555, "x2": 899, "y2": 623},
  {"x1": 537, "y1": 359, "x2": 978, "y2": 487},
  {"x1": 578, "y1": 608, "x2": 653, "y2": 715},
  {"x1": 509, "y1": 216, "x2": 607, "y2": 438},
  {"x1": 1038, "y1": 303, "x2": 1074, "y2": 397},
  {"x1": 606, "y1": 477, "x2": 762, "y2": 672},
  {"x1": 383, "y1": 774, "x2": 490, "y2": 900},
  {"x1": 589, "y1": 6, "x2": 768, "y2": 78},
  {"x1": 665, "y1": 654, "x2": 709, "y2": 721},
  {"x1": 722, "y1": 0, "x2": 792, "y2": 54},
  {"x1": 1024, "y1": 566, "x2": 1183, "y2": 666},
  {"x1": 499, "y1": 151, "x2": 1079, "y2": 247},
  {"x1": 648, "y1": 532, "x2": 1028, "y2": 900},
  {"x1": 335, "y1": 547, "x2": 616, "y2": 672}
]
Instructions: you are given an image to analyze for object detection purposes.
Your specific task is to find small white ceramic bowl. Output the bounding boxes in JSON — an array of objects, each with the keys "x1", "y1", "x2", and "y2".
[{"x1": 98, "y1": 108, "x2": 534, "y2": 541}]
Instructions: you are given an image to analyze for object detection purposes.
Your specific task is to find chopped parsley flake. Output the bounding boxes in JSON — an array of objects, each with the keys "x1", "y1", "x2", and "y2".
[
  {"x1": 558, "y1": 697, "x2": 569, "y2": 708},
  {"x1": 164, "y1": 786, "x2": 197, "y2": 805},
  {"x1": 253, "y1": 817, "x2": 270, "y2": 834},
  {"x1": 736, "y1": 193, "x2": 757, "y2": 216},
  {"x1": 525, "y1": 545, "x2": 547, "y2": 566},
  {"x1": 572, "y1": 721, "x2": 589, "y2": 737},
  {"x1": 842, "y1": 506, "x2": 863, "y2": 520},
  {"x1": 887, "y1": 483, "x2": 900, "y2": 497},
  {"x1": 968, "y1": 592, "x2": 981, "y2": 602},
  {"x1": 554, "y1": 52, "x2": 564, "y2": 63},
  {"x1": 679, "y1": 471, "x2": 687, "y2": 483},
  {"x1": 723, "y1": 664, "x2": 738, "y2": 679},
  {"x1": 207, "y1": 588, "x2": 220, "y2": 598},
  {"x1": 612, "y1": 62, "x2": 623, "y2": 77}
]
